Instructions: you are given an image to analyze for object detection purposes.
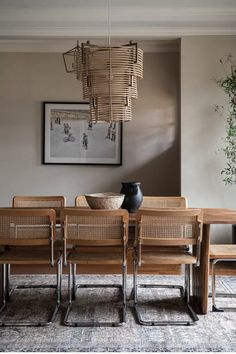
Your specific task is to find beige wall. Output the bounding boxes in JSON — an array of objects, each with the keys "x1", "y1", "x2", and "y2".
[
  {"x1": 0, "y1": 51, "x2": 180, "y2": 206},
  {"x1": 181, "y1": 36, "x2": 236, "y2": 243}
]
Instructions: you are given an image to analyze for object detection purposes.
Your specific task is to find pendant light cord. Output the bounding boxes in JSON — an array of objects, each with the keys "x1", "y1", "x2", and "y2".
[
  {"x1": 108, "y1": 0, "x2": 111, "y2": 46},
  {"x1": 108, "y1": 0, "x2": 112, "y2": 121}
]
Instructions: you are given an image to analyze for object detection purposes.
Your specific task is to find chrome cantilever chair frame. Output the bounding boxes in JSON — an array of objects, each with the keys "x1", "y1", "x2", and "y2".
[
  {"x1": 8, "y1": 195, "x2": 66, "y2": 303},
  {"x1": 212, "y1": 258, "x2": 236, "y2": 312},
  {"x1": 0, "y1": 208, "x2": 62, "y2": 327},
  {"x1": 132, "y1": 208, "x2": 202, "y2": 326},
  {"x1": 63, "y1": 208, "x2": 129, "y2": 327}
]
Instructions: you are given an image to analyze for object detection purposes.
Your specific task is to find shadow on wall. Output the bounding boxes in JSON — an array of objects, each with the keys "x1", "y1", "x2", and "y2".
[{"x1": 121, "y1": 144, "x2": 180, "y2": 196}]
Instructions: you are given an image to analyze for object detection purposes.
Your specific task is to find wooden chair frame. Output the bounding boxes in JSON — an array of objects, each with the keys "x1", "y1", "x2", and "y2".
[
  {"x1": 8, "y1": 195, "x2": 66, "y2": 299},
  {"x1": 209, "y1": 245, "x2": 236, "y2": 312},
  {"x1": 132, "y1": 208, "x2": 202, "y2": 326},
  {"x1": 141, "y1": 196, "x2": 188, "y2": 209},
  {"x1": 0, "y1": 208, "x2": 62, "y2": 327},
  {"x1": 211, "y1": 255, "x2": 236, "y2": 312},
  {"x1": 12, "y1": 195, "x2": 66, "y2": 222},
  {"x1": 75, "y1": 195, "x2": 88, "y2": 207},
  {"x1": 62, "y1": 208, "x2": 129, "y2": 327}
]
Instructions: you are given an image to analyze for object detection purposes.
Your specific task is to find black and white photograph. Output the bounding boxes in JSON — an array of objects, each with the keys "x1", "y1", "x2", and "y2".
[{"x1": 43, "y1": 102, "x2": 122, "y2": 165}]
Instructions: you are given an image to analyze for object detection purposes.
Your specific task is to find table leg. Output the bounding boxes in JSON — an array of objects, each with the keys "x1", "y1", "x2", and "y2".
[
  {"x1": 0, "y1": 265, "x2": 3, "y2": 305},
  {"x1": 191, "y1": 224, "x2": 210, "y2": 314}
]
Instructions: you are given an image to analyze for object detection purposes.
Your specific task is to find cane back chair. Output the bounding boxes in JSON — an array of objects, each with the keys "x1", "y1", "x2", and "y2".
[
  {"x1": 13, "y1": 195, "x2": 66, "y2": 223},
  {"x1": 10, "y1": 196, "x2": 65, "y2": 295},
  {"x1": 141, "y1": 196, "x2": 188, "y2": 209},
  {"x1": 133, "y1": 209, "x2": 202, "y2": 326},
  {"x1": 0, "y1": 208, "x2": 61, "y2": 326},
  {"x1": 75, "y1": 195, "x2": 88, "y2": 207},
  {"x1": 210, "y1": 244, "x2": 236, "y2": 312},
  {"x1": 62, "y1": 208, "x2": 129, "y2": 327}
]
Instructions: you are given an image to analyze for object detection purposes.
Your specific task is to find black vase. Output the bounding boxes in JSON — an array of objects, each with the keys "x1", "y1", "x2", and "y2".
[{"x1": 120, "y1": 181, "x2": 143, "y2": 213}]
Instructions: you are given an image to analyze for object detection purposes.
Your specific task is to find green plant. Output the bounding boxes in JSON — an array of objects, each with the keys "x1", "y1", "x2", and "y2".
[{"x1": 215, "y1": 54, "x2": 236, "y2": 184}]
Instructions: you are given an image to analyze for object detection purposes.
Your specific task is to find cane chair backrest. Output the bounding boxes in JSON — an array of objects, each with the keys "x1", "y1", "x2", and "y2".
[
  {"x1": 13, "y1": 196, "x2": 66, "y2": 222},
  {"x1": 62, "y1": 209, "x2": 129, "y2": 264},
  {"x1": 141, "y1": 196, "x2": 187, "y2": 209},
  {"x1": 0, "y1": 208, "x2": 56, "y2": 247},
  {"x1": 136, "y1": 209, "x2": 202, "y2": 247},
  {"x1": 63, "y1": 208, "x2": 129, "y2": 246},
  {"x1": 75, "y1": 195, "x2": 88, "y2": 207}
]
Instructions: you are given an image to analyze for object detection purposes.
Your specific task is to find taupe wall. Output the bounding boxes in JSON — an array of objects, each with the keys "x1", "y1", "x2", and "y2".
[
  {"x1": 181, "y1": 36, "x2": 236, "y2": 243},
  {"x1": 0, "y1": 51, "x2": 180, "y2": 206}
]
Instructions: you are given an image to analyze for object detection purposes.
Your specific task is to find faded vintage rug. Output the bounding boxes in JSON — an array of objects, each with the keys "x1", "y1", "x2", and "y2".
[{"x1": 0, "y1": 274, "x2": 236, "y2": 352}]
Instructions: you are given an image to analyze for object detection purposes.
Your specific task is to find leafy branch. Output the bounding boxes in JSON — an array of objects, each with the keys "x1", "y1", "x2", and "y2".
[{"x1": 215, "y1": 54, "x2": 236, "y2": 184}]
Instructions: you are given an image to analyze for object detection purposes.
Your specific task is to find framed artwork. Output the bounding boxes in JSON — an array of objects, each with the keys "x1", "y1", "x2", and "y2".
[{"x1": 43, "y1": 102, "x2": 122, "y2": 165}]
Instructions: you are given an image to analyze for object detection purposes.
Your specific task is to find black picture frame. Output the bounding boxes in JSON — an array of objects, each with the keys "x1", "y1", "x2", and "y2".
[{"x1": 43, "y1": 102, "x2": 122, "y2": 165}]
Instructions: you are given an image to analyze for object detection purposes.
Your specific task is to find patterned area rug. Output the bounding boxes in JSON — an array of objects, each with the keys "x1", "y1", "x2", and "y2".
[{"x1": 0, "y1": 274, "x2": 236, "y2": 352}]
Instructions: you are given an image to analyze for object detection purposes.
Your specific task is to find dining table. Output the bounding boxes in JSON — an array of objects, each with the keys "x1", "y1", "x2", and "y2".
[
  {"x1": 190, "y1": 208, "x2": 236, "y2": 314},
  {"x1": 0, "y1": 207, "x2": 236, "y2": 314}
]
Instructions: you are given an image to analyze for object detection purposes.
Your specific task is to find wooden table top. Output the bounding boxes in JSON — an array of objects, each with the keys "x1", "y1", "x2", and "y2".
[
  {"x1": 1, "y1": 207, "x2": 236, "y2": 225},
  {"x1": 129, "y1": 208, "x2": 236, "y2": 225},
  {"x1": 196, "y1": 208, "x2": 236, "y2": 224}
]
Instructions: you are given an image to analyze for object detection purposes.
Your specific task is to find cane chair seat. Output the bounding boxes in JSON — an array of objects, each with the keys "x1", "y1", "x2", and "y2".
[
  {"x1": 210, "y1": 244, "x2": 236, "y2": 259},
  {"x1": 140, "y1": 250, "x2": 197, "y2": 265},
  {"x1": 67, "y1": 251, "x2": 123, "y2": 265},
  {"x1": 0, "y1": 247, "x2": 61, "y2": 265},
  {"x1": 209, "y1": 244, "x2": 236, "y2": 312},
  {"x1": 62, "y1": 208, "x2": 129, "y2": 327}
]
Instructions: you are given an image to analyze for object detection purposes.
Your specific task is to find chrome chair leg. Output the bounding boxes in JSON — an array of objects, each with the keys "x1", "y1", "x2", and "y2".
[
  {"x1": 212, "y1": 259, "x2": 236, "y2": 312},
  {"x1": 6, "y1": 264, "x2": 11, "y2": 300},
  {"x1": 64, "y1": 262, "x2": 125, "y2": 327},
  {"x1": 122, "y1": 262, "x2": 127, "y2": 323},
  {"x1": 184, "y1": 264, "x2": 190, "y2": 301},
  {"x1": 185, "y1": 264, "x2": 198, "y2": 322},
  {"x1": 133, "y1": 262, "x2": 199, "y2": 326},
  {"x1": 0, "y1": 264, "x2": 7, "y2": 315},
  {"x1": 49, "y1": 257, "x2": 61, "y2": 324},
  {"x1": 72, "y1": 264, "x2": 76, "y2": 300},
  {"x1": 64, "y1": 263, "x2": 73, "y2": 323},
  {"x1": 0, "y1": 259, "x2": 61, "y2": 327}
]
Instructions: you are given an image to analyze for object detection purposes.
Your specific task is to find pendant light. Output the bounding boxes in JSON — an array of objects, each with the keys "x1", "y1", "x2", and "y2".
[{"x1": 63, "y1": 0, "x2": 143, "y2": 123}]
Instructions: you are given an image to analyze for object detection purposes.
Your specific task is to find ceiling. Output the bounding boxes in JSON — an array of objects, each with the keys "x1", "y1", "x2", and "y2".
[{"x1": 0, "y1": 0, "x2": 235, "y2": 52}]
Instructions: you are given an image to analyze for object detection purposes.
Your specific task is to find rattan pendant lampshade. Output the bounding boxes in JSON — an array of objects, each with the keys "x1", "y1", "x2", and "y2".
[
  {"x1": 62, "y1": 41, "x2": 82, "y2": 81},
  {"x1": 63, "y1": 41, "x2": 143, "y2": 122},
  {"x1": 62, "y1": 1, "x2": 143, "y2": 123}
]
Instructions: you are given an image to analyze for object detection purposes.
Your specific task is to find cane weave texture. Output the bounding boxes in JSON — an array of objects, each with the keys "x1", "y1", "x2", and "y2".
[
  {"x1": 0, "y1": 215, "x2": 50, "y2": 241},
  {"x1": 65, "y1": 215, "x2": 123, "y2": 241},
  {"x1": 14, "y1": 200, "x2": 61, "y2": 208},
  {"x1": 136, "y1": 209, "x2": 202, "y2": 248},
  {"x1": 0, "y1": 209, "x2": 56, "y2": 246},
  {"x1": 13, "y1": 196, "x2": 66, "y2": 220},
  {"x1": 141, "y1": 196, "x2": 187, "y2": 209},
  {"x1": 140, "y1": 215, "x2": 195, "y2": 240}
]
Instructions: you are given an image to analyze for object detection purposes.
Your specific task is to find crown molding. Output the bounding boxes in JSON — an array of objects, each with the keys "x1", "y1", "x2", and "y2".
[
  {"x1": 0, "y1": 39, "x2": 180, "y2": 53},
  {"x1": 0, "y1": 0, "x2": 235, "y2": 44}
]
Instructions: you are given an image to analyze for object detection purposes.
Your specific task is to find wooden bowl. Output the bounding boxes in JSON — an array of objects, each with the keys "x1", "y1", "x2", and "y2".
[{"x1": 85, "y1": 192, "x2": 125, "y2": 210}]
